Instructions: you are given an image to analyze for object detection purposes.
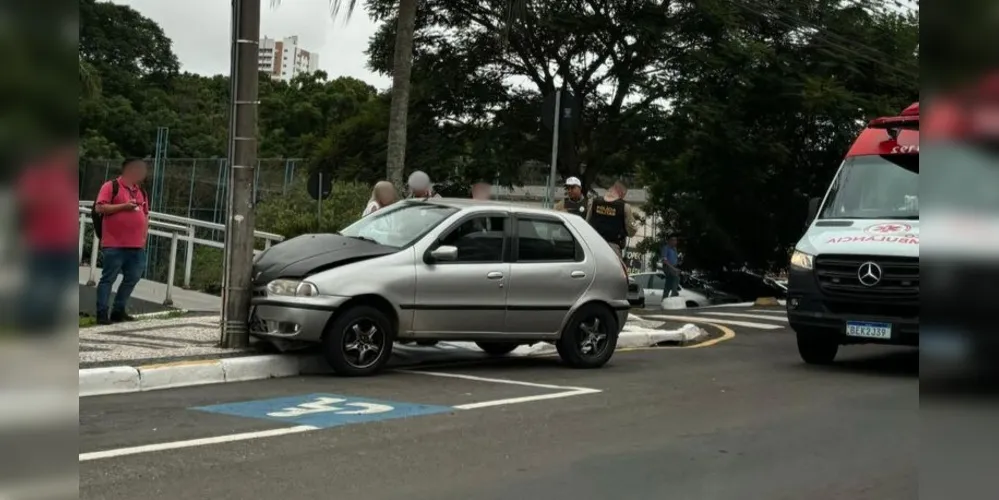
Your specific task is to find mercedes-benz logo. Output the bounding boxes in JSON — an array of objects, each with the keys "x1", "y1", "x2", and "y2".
[{"x1": 857, "y1": 262, "x2": 883, "y2": 287}]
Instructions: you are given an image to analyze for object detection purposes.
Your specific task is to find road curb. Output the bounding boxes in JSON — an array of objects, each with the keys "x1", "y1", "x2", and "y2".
[
  {"x1": 79, "y1": 354, "x2": 313, "y2": 397},
  {"x1": 79, "y1": 326, "x2": 710, "y2": 397}
]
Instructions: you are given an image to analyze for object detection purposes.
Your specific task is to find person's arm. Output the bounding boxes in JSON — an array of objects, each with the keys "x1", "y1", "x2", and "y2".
[
  {"x1": 624, "y1": 204, "x2": 637, "y2": 237},
  {"x1": 94, "y1": 182, "x2": 135, "y2": 214},
  {"x1": 553, "y1": 200, "x2": 564, "y2": 212},
  {"x1": 585, "y1": 201, "x2": 593, "y2": 221}
]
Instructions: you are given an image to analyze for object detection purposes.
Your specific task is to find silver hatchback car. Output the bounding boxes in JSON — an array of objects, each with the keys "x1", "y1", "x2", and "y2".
[{"x1": 249, "y1": 198, "x2": 631, "y2": 376}]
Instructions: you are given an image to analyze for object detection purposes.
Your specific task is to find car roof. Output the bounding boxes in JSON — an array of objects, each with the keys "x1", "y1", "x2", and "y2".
[{"x1": 405, "y1": 197, "x2": 570, "y2": 218}]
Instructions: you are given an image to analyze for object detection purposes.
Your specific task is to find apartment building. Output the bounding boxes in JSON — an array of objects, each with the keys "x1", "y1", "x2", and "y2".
[{"x1": 258, "y1": 36, "x2": 320, "y2": 82}]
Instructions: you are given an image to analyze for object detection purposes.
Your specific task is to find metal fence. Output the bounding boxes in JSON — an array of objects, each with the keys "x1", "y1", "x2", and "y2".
[{"x1": 79, "y1": 158, "x2": 305, "y2": 225}]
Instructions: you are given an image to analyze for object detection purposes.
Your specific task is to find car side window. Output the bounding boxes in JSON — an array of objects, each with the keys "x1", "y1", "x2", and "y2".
[
  {"x1": 516, "y1": 218, "x2": 577, "y2": 262},
  {"x1": 649, "y1": 273, "x2": 666, "y2": 290},
  {"x1": 439, "y1": 216, "x2": 506, "y2": 262}
]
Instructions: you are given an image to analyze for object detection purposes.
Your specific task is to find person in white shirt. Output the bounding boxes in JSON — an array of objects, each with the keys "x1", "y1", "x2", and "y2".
[
  {"x1": 362, "y1": 180, "x2": 398, "y2": 217},
  {"x1": 407, "y1": 171, "x2": 441, "y2": 199}
]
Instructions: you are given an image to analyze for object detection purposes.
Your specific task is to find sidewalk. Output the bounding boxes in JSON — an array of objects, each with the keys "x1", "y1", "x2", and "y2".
[{"x1": 79, "y1": 314, "x2": 254, "y2": 368}]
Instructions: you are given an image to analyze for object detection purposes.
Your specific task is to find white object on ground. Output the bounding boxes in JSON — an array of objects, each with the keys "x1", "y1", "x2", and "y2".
[{"x1": 661, "y1": 297, "x2": 687, "y2": 310}]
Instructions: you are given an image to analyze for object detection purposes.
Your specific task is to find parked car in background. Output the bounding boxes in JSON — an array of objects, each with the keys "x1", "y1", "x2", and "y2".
[
  {"x1": 629, "y1": 272, "x2": 740, "y2": 308},
  {"x1": 250, "y1": 199, "x2": 632, "y2": 376}
]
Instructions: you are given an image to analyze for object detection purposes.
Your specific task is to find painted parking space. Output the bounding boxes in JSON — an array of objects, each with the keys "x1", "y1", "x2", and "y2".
[
  {"x1": 81, "y1": 369, "x2": 603, "y2": 461},
  {"x1": 192, "y1": 393, "x2": 454, "y2": 429}
]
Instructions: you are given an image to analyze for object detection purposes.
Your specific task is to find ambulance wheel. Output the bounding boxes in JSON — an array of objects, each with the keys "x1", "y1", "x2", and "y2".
[{"x1": 796, "y1": 329, "x2": 839, "y2": 365}]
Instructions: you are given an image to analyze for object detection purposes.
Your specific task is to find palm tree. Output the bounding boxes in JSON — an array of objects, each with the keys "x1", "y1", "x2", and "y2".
[
  {"x1": 270, "y1": 0, "x2": 415, "y2": 188},
  {"x1": 79, "y1": 56, "x2": 101, "y2": 98}
]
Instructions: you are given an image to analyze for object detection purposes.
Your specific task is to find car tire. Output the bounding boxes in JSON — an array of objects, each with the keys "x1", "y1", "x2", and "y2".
[
  {"x1": 796, "y1": 329, "x2": 839, "y2": 365},
  {"x1": 475, "y1": 341, "x2": 520, "y2": 356},
  {"x1": 556, "y1": 304, "x2": 619, "y2": 369},
  {"x1": 321, "y1": 305, "x2": 394, "y2": 376}
]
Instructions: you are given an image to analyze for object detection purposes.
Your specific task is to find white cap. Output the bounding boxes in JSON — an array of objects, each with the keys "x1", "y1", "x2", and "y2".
[
  {"x1": 408, "y1": 170, "x2": 431, "y2": 191},
  {"x1": 564, "y1": 176, "x2": 582, "y2": 187}
]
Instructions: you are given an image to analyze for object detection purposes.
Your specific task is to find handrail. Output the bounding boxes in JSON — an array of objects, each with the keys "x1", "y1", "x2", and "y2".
[{"x1": 78, "y1": 203, "x2": 285, "y2": 306}]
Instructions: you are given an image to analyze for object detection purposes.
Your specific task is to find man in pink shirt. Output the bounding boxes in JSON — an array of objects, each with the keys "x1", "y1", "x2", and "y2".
[
  {"x1": 16, "y1": 145, "x2": 79, "y2": 332},
  {"x1": 94, "y1": 158, "x2": 150, "y2": 324}
]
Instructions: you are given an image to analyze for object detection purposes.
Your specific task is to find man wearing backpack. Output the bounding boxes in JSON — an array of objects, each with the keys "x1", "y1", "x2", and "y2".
[{"x1": 93, "y1": 158, "x2": 150, "y2": 324}]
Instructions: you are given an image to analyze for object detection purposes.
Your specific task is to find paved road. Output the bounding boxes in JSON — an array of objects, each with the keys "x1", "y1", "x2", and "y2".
[{"x1": 80, "y1": 321, "x2": 917, "y2": 500}]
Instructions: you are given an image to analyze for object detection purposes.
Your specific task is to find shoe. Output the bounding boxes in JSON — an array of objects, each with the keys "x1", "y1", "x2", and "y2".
[
  {"x1": 96, "y1": 315, "x2": 113, "y2": 326},
  {"x1": 109, "y1": 310, "x2": 135, "y2": 323}
]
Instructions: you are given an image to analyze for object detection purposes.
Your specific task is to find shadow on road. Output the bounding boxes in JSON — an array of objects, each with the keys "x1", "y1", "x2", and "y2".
[{"x1": 803, "y1": 349, "x2": 919, "y2": 378}]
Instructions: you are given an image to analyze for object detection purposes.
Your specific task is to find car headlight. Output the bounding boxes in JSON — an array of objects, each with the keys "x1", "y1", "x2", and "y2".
[
  {"x1": 266, "y1": 279, "x2": 319, "y2": 297},
  {"x1": 790, "y1": 250, "x2": 814, "y2": 271}
]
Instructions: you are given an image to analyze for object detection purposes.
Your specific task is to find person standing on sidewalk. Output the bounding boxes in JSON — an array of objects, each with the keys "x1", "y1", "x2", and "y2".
[
  {"x1": 94, "y1": 158, "x2": 150, "y2": 325},
  {"x1": 554, "y1": 176, "x2": 588, "y2": 217},
  {"x1": 16, "y1": 145, "x2": 79, "y2": 333},
  {"x1": 661, "y1": 235, "x2": 681, "y2": 297}
]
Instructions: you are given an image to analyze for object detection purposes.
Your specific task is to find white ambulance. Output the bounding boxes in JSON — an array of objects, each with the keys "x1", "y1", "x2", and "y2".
[{"x1": 788, "y1": 103, "x2": 919, "y2": 364}]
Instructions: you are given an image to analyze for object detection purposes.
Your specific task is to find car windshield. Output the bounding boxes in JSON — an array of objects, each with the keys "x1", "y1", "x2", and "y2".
[
  {"x1": 338, "y1": 201, "x2": 458, "y2": 248},
  {"x1": 819, "y1": 155, "x2": 919, "y2": 220}
]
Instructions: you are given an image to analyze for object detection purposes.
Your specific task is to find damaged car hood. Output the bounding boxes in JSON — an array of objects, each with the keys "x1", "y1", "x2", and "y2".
[{"x1": 252, "y1": 233, "x2": 398, "y2": 284}]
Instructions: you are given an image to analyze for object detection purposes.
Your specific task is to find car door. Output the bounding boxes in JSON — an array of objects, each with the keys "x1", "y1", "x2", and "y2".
[
  {"x1": 412, "y1": 213, "x2": 511, "y2": 337},
  {"x1": 505, "y1": 215, "x2": 593, "y2": 335}
]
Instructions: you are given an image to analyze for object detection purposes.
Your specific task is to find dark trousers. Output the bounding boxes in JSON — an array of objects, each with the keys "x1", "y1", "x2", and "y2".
[
  {"x1": 663, "y1": 271, "x2": 680, "y2": 297},
  {"x1": 96, "y1": 247, "x2": 146, "y2": 316},
  {"x1": 19, "y1": 249, "x2": 77, "y2": 331}
]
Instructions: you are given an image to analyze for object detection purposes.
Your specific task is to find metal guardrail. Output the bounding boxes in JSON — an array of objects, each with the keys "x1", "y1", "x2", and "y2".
[{"x1": 78, "y1": 202, "x2": 284, "y2": 305}]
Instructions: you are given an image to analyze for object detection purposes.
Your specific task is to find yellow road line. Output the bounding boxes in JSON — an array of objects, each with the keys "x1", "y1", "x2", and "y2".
[{"x1": 616, "y1": 322, "x2": 735, "y2": 351}]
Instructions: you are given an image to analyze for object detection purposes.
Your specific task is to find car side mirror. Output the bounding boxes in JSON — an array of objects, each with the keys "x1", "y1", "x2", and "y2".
[
  {"x1": 805, "y1": 197, "x2": 821, "y2": 227},
  {"x1": 429, "y1": 245, "x2": 458, "y2": 262}
]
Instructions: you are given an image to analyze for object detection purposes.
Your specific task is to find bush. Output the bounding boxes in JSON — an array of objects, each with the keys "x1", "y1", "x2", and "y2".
[{"x1": 256, "y1": 179, "x2": 371, "y2": 239}]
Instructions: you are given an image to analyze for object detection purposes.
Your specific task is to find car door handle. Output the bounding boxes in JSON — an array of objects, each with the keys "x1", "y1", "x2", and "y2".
[
  {"x1": 486, "y1": 271, "x2": 504, "y2": 279},
  {"x1": 571, "y1": 271, "x2": 586, "y2": 278}
]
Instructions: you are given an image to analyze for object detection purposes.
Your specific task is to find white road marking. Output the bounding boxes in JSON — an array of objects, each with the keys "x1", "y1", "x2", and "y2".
[
  {"x1": 454, "y1": 389, "x2": 601, "y2": 410},
  {"x1": 745, "y1": 309, "x2": 787, "y2": 315},
  {"x1": 700, "y1": 312, "x2": 788, "y2": 322},
  {"x1": 642, "y1": 315, "x2": 784, "y2": 330},
  {"x1": 397, "y1": 370, "x2": 602, "y2": 410},
  {"x1": 79, "y1": 425, "x2": 317, "y2": 462}
]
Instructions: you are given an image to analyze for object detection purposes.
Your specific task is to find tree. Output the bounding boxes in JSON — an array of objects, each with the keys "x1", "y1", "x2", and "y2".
[
  {"x1": 639, "y1": 0, "x2": 919, "y2": 272},
  {"x1": 365, "y1": 0, "x2": 678, "y2": 191}
]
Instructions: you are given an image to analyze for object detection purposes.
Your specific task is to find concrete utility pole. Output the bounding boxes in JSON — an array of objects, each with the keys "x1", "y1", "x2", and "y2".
[{"x1": 220, "y1": 0, "x2": 259, "y2": 348}]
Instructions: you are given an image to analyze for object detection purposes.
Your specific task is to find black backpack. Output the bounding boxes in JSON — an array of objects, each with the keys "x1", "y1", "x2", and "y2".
[{"x1": 92, "y1": 181, "x2": 146, "y2": 241}]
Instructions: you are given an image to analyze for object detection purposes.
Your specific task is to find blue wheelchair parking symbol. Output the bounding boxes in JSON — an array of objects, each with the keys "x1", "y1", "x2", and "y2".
[{"x1": 192, "y1": 393, "x2": 454, "y2": 428}]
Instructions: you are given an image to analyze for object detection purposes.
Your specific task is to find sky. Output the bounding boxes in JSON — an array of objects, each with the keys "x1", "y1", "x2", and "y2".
[{"x1": 113, "y1": 0, "x2": 391, "y2": 89}]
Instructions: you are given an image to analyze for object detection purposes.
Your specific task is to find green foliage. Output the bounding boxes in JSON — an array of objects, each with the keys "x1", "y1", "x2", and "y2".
[
  {"x1": 255, "y1": 180, "x2": 371, "y2": 239},
  {"x1": 639, "y1": 0, "x2": 919, "y2": 272}
]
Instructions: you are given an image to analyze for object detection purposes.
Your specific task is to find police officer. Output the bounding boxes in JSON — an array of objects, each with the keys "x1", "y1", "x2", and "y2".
[
  {"x1": 554, "y1": 176, "x2": 588, "y2": 217},
  {"x1": 586, "y1": 181, "x2": 636, "y2": 258}
]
